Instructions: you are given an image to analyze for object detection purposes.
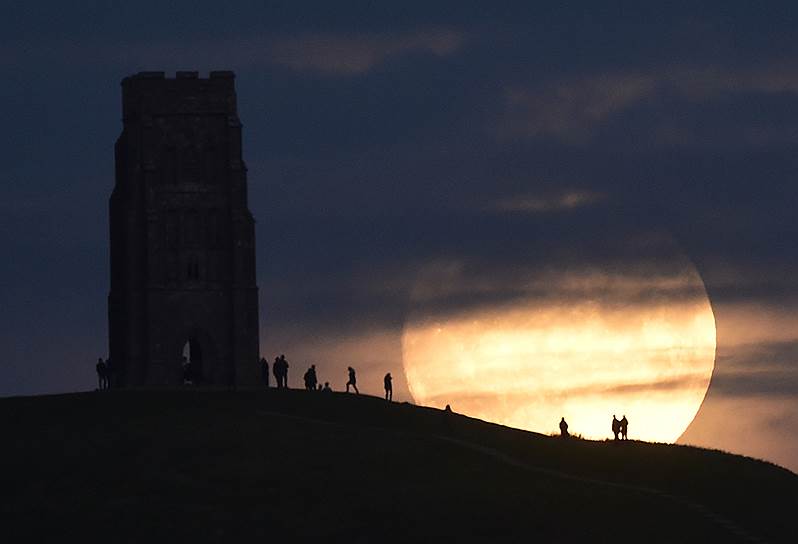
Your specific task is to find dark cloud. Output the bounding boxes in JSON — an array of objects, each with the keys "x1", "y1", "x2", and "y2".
[
  {"x1": 426, "y1": 376, "x2": 706, "y2": 407},
  {"x1": 709, "y1": 340, "x2": 798, "y2": 398}
]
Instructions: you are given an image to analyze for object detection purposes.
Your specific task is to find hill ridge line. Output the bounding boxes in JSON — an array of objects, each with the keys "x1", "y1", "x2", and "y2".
[{"x1": 256, "y1": 408, "x2": 767, "y2": 544}]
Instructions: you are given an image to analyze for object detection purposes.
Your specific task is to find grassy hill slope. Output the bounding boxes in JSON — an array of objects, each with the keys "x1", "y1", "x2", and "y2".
[{"x1": 2, "y1": 390, "x2": 795, "y2": 543}]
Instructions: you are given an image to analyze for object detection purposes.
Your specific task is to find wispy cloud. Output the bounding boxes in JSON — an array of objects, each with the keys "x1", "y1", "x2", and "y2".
[
  {"x1": 497, "y1": 61, "x2": 798, "y2": 144},
  {"x1": 489, "y1": 189, "x2": 605, "y2": 213},
  {"x1": 501, "y1": 75, "x2": 656, "y2": 144},
  {"x1": 0, "y1": 28, "x2": 464, "y2": 77},
  {"x1": 267, "y1": 28, "x2": 463, "y2": 75}
]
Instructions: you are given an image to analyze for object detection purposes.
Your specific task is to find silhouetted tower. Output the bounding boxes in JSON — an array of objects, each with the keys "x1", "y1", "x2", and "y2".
[{"x1": 109, "y1": 71, "x2": 259, "y2": 387}]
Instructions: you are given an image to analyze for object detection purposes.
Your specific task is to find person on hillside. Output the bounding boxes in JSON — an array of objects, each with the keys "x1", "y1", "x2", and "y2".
[
  {"x1": 104, "y1": 358, "x2": 113, "y2": 389},
  {"x1": 322, "y1": 382, "x2": 332, "y2": 393},
  {"x1": 260, "y1": 357, "x2": 270, "y2": 388},
  {"x1": 280, "y1": 355, "x2": 290, "y2": 388},
  {"x1": 96, "y1": 357, "x2": 107, "y2": 390},
  {"x1": 559, "y1": 417, "x2": 569, "y2": 438},
  {"x1": 384, "y1": 372, "x2": 393, "y2": 401},
  {"x1": 612, "y1": 415, "x2": 621, "y2": 441},
  {"x1": 304, "y1": 365, "x2": 318, "y2": 391},
  {"x1": 620, "y1": 415, "x2": 629, "y2": 440},
  {"x1": 346, "y1": 367, "x2": 359, "y2": 394},
  {"x1": 272, "y1": 356, "x2": 281, "y2": 387}
]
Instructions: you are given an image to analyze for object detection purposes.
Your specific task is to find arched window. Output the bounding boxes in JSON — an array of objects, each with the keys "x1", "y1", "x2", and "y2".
[
  {"x1": 165, "y1": 211, "x2": 179, "y2": 249},
  {"x1": 207, "y1": 210, "x2": 220, "y2": 248},
  {"x1": 181, "y1": 338, "x2": 204, "y2": 384},
  {"x1": 181, "y1": 146, "x2": 200, "y2": 184},
  {"x1": 160, "y1": 146, "x2": 177, "y2": 184},
  {"x1": 184, "y1": 210, "x2": 199, "y2": 247},
  {"x1": 187, "y1": 255, "x2": 200, "y2": 280}
]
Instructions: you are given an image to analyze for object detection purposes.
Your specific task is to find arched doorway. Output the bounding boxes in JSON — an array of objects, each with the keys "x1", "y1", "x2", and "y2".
[{"x1": 181, "y1": 335, "x2": 206, "y2": 385}]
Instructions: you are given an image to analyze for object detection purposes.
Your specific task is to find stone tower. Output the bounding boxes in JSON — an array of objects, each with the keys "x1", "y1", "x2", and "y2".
[{"x1": 108, "y1": 71, "x2": 259, "y2": 387}]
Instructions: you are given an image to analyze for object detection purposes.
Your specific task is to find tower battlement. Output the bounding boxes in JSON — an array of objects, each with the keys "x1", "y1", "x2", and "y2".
[
  {"x1": 122, "y1": 70, "x2": 236, "y2": 81},
  {"x1": 121, "y1": 71, "x2": 238, "y2": 118}
]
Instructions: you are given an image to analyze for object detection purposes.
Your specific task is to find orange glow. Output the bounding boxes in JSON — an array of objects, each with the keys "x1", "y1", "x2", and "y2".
[{"x1": 402, "y1": 266, "x2": 716, "y2": 442}]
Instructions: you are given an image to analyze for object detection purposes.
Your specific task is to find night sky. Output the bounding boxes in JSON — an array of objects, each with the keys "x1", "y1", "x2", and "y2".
[{"x1": 2, "y1": 3, "x2": 797, "y2": 471}]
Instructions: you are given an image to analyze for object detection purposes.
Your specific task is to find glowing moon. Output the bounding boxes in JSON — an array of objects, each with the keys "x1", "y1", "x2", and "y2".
[{"x1": 401, "y1": 257, "x2": 716, "y2": 443}]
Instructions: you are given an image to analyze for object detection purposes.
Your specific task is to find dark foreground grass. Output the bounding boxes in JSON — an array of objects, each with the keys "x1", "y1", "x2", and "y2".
[{"x1": 1, "y1": 390, "x2": 795, "y2": 543}]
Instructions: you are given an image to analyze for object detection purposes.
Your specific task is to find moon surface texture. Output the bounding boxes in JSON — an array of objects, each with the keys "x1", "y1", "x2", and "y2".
[{"x1": 401, "y1": 252, "x2": 716, "y2": 443}]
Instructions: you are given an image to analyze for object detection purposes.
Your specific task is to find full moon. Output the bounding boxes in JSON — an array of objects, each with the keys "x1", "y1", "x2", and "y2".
[{"x1": 401, "y1": 253, "x2": 716, "y2": 443}]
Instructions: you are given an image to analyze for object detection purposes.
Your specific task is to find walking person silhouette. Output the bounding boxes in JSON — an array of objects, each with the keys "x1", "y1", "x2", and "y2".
[
  {"x1": 346, "y1": 367, "x2": 359, "y2": 394},
  {"x1": 384, "y1": 372, "x2": 393, "y2": 401}
]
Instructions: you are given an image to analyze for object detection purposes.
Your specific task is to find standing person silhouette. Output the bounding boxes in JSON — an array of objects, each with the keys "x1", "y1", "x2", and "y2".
[
  {"x1": 260, "y1": 357, "x2": 270, "y2": 387},
  {"x1": 620, "y1": 415, "x2": 629, "y2": 440},
  {"x1": 612, "y1": 415, "x2": 621, "y2": 441},
  {"x1": 280, "y1": 355, "x2": 290, "y2": 388},
  {"x1": 384, "y1": 372, "x2": 393, "y2": 401},
  {"x1": 346, "y1": 367, "x2": 359, "y2": 394},
  {"x1": 105, "y1": 358, "x2": 113, "y2": 389},
  {"x1": 272, "y1": 356, "x2": 281, "y2": 387},
  {"x1": 559, "y1": 417, "x2": 569, "y2": 437},
  {"x1": 95, "y1": 357, "x2": 107, "y2": 390}
]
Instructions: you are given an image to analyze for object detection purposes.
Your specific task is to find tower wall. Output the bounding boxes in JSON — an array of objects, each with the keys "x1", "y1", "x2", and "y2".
[{"x1": 109, "y1": 71, "x2": 260, "y2": 387}]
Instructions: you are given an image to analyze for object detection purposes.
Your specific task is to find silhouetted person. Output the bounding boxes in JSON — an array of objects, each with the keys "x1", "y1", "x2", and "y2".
[
  {"x1": 260, "y1": 357, "x2": 270, "y2": 387},
  {"x1": 620, "y1": 415, "x2": 629, "y2": 440},
  {"x1": 304, "y1": 365, "x2": 318, "y2": 391},
  {"x1": 96, "y1": 357, "x2": 107, "y2": 390},
  {"x1": 322, "y1": 382, "x2": 332, "y2": 393},
  {"x1": 559, "y1": 417, "x2": 569, "y2": 437},
  {"x1": 346, "y1": 367, "x2": 359, "y2": 394},
  {"x1": 384, "y1": 372, "x2": 393, "y2": 400},
  {"x1": 612, "y1": 415, "x2": 621, "y2": 441},
  {"x1": 104, "y1": 358, "x2": 113, "y2": 389},
  {"x1": 280, "y1": 355, "x2": 290, "y2": 388},
  {"x1": 272, "y1": 356, "x2": 281, "y2": 387},
  {"x1": 444, "y1": 404, "x2": 452, "y2": 412}
]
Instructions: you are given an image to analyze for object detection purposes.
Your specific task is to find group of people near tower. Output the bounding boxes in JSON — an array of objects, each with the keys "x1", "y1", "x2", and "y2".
[
  {"x1": 259, "y1": 355, "x2": 394, "y2": 400},
  {"x1": 558, "y1": 414, "x2": 630, "y2": 440}
]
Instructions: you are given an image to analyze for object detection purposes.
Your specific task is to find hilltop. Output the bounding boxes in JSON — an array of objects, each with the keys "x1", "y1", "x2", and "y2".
[{"x1": 2, "y1": 390, "x2": 795, "y2": 543}]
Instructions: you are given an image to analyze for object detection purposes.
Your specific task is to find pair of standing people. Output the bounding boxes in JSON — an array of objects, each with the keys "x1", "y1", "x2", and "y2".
[
  {"x1": 95, "y1": 357, "x2": 111, "y2": 390},
  {"x1": 612, "y1": 415, "x2": 629, "y2": 440},
  {"x1": 303, "y1": 365, "x2": 318, "y2": 391}
]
